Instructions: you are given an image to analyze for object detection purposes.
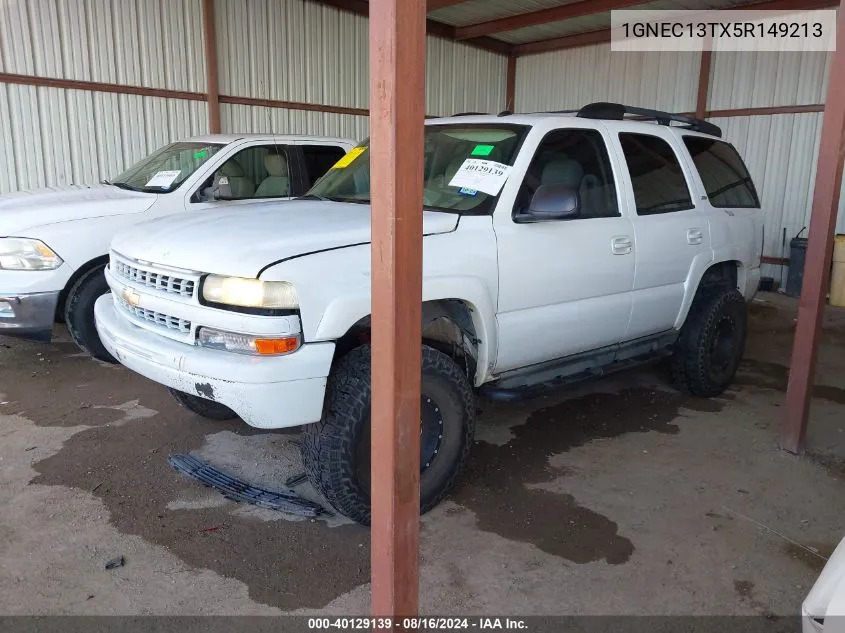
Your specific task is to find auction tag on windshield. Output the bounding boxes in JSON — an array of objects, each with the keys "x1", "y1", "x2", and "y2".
[
  {"x1": 332, "y1": 146, "x2": 367, "y2": 169},
  {"x1": 448, "y1": 159, "x2": 512, "y2": 196},
  {"x1": 145, "y1": 170, "x2": 181, "y2": 188}
]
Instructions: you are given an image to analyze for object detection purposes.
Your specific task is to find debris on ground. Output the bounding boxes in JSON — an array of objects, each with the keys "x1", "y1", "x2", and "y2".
[
  {"x1": 167, "y1": 453, "x2": 327, "y2": 518},
  {"x1": 285, "y1": 473, "x2": 307, "y2": 487},
  {"x1": 104, "y1": 555, "x2": 125, "y2": 570}
]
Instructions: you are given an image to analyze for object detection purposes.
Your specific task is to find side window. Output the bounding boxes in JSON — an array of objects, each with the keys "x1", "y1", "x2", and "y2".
[
  {"x1": 682, "y1": 136, "x2": 760, "y2": 208},
  {"x1": 301, "y1": 145, "x2": 348, "y2": 189},
  {"x1": 516, "y1": 128, "x2": 619, "y2": 220},
  {"x1": 197, "y1": 144, "x2": 293, "y2": 201},
  {"x1": 618, "y1": 133, "x2": 694, "y2": 215}
]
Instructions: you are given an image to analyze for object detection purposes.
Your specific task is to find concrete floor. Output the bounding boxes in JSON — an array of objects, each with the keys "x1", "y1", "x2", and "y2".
[{"x1": 1, "y1": 291, "x2": 845, "y2": 616}]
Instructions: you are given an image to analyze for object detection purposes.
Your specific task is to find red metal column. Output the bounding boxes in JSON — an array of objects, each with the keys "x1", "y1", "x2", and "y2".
[
  {"x1": 506, "y1": 56, "x2": 517, "y2": 112},
  {"x1": 781, "y1": 1, "x2": 845, "y2": 454},
  {"x1": 369, "y1": 0, "x2": 427, "y2": 624},
  {"x1": 202, "y1": 0, "x2": 221, "y2": 133}
]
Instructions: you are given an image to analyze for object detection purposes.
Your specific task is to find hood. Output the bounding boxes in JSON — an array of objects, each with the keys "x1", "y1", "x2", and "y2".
[
  {"x1": 111, "y1": 200, "x2": 460, "y2": 278},
  {"x1": 0, "y1": 184, "x2": 157, "y2": 235}
]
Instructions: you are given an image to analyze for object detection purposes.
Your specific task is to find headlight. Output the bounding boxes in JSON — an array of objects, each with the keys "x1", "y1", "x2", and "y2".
[
  {"x1": 201, "y1": 275, "x2": 298, "y2": 310},
  {"x1": 0, "y1": 238, "x2": 63, "y2": 270}
]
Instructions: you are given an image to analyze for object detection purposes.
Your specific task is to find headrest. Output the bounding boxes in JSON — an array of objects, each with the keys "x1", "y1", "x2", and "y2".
[
  {"x1": 541, "y1": 159, "x2": 583, "y2": 188},
  {"x1": 220, "y1": 160, "x2": 245, "y2": 178},
  {"x1": 445, "y1": 157, "x2": 466, "y2": 185},
  {"x1": 265, "y1": 153, "x2": 288, "y2": 177}
]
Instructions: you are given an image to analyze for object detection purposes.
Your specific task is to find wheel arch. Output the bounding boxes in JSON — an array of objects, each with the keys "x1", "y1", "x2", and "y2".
[
  {"x1": 329, "y1": 297, "x2": 492, "y2": 387},
  {"x1": 55, "y1": 255, "x2": 109, "y2": 323},
  {"x1": 676, "y1": 258, "x2": 744, "y2": 329}
]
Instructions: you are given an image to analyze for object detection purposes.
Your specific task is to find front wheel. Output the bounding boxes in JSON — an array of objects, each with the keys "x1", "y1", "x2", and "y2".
[
  {"x1": 64, "y1": 266, "x2": 117, "y2": 363},
  {"x1": 671, "y1": 286, "x2": 747, "y2": 397},
  {"x1": 301, "y1": 344, "x2": 475, "y2": 525}
]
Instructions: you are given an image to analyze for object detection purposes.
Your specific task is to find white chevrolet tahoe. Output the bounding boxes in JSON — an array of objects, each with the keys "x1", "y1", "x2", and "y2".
[
  {"x1": 94, "y1": 103, "x2": 764, "y2": 524},
  {"x1": 0, "y1": 133, "x2": 354, "y2": 359}
]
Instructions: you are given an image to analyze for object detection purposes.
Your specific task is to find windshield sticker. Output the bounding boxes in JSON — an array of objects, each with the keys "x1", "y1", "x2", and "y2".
[
  {"x1": 458, "y1": 187, "x2": 478, "y2": 197},
  {"x1": 194, "y1": 150, "x2": 209, "y2": 160},
  {"x1": 448, "y1": 159, "x2": 512, "y2": 196},
  {"x1": 145, "y1": 170, "x2": 181, "y2": 188},
  {"x1": 470, "y1": 144, "x2": 495, "y2": 157},
  {"x1": 333, "y1": 146, "x2": 367, "y2": 169}
]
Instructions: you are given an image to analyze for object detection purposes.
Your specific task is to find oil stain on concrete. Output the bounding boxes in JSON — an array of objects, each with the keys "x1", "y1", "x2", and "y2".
[{"x1": 452, "y1": 387, "x2": 722, "y2": 565}]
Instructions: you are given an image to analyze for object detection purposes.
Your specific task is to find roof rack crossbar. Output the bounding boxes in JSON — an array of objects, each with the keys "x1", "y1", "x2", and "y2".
[{"x1": 576, "y1": 102, "x2": 722, "y2": 138}]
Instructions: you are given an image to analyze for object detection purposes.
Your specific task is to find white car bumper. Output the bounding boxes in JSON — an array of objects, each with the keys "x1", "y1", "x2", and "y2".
[{"x1": 94, "y1": 294, "x2": 334, "y2": 429}]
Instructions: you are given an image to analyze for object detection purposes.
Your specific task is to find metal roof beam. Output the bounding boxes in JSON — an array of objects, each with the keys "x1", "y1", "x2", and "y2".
[
  {"x1": 307, "y1": 0, "x2": 514, "y2": 55},
  {"x1": 455, "y1": 0, "x2": 650, "y2": 41}
]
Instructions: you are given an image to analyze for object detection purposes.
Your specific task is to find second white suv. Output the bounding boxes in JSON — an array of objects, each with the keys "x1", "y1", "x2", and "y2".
[{"x1": 95, "y1": 102, "x2": 764, "y2": 524}]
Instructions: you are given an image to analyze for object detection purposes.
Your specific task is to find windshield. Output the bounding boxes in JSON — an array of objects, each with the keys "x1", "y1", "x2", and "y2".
[
  {"x1": 108, "y1": 142, "x2": 225, "y2": 193},
  {"x1": 306, "y1": 124, "x2": 530, "y2": 214}
]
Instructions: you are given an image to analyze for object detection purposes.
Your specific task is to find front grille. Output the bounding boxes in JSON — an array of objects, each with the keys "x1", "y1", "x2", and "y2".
[
  {"x1": 117, "y1": 297, "x2": 191, "y2": 334},
  {"x1": 113, "y1": 259, "x2": 195, "y2": 298}
]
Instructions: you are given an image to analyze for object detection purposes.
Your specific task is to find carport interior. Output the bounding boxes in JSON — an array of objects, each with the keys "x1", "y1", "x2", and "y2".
[{"x1": 1, "y1": 0, "x2": 845, "y2": 621}]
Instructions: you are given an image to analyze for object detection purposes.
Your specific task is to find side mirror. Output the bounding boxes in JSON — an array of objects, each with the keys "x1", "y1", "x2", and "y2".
[
  {"x1": 202, "y1": 175, "x2": 233, "y2": 201},
  {"x1": 515, "y1": 185, "x2": 580, "y2": 223}
]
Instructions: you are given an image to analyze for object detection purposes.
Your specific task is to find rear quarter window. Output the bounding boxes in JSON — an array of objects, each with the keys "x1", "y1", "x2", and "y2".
[{"x1": 682, "y1": 136, "x2": 760, "y2": 209}]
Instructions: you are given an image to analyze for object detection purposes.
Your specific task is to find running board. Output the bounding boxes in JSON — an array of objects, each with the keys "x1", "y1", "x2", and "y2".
[{"x1": 479, "y1": 331, "x2": 677, "y2": 402}]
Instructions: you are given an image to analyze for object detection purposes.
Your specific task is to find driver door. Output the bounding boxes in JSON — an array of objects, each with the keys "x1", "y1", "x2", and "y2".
[{"x1": 493, "y1": 125, "x2": 636, "y2": 372}]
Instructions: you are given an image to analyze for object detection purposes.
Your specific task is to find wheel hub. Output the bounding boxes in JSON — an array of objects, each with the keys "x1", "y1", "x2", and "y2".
[
  {"x1": 420, "y1": 396, "x2": 444, "y2": 472},
  {"x1": 710, "y1": 315, "x2": 736, "y2": 372}
]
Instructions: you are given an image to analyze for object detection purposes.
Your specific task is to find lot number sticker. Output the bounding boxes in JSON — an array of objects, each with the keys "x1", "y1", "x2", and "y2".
[
  {"x1": 145, "y1": 170, "x2": 181, "y2": 188},
  {"x1": 448, "y1": 159, "x2": 512, "y2": 196}
]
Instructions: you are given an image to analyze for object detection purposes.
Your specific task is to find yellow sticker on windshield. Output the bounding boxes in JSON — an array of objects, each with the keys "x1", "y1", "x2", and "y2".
[{"x1": 332, "y1": 146, "x2": 366, "y2": 169}]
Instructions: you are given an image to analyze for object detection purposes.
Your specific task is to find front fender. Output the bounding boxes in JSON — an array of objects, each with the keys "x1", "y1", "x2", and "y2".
[{"x1": 313, "y1": 275, "x2": 498, "y2": 386}]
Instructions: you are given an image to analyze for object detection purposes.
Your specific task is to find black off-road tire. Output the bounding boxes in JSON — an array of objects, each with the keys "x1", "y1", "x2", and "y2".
[
  {"x1": 301, "y1": 344, "x2": 475, "y2": 525},
  {"x1": 169, "y1": 389, "x2": 239, "y2": 421},
  {"x1": 671, "y1": 286, "x2": 748, "y2": 397},
  {"x1": 64, "y1": 265, "x2": 117, "y2": 363}
]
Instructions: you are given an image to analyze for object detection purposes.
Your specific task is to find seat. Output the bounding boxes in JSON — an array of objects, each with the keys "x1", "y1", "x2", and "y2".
[
  {"x1": 254, "y1": 153, "x2": 291, "y2": 198},
  {"x1": 218, "y1": 160, "x2": 255, "y2": 198},
  {"x1": 540, "y1": 158, "x2": 584, "y2": 188}
]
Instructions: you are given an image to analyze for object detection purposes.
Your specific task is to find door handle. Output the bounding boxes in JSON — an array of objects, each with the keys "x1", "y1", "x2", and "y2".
[
  {"x1": 611, "y1": 236, "x2": 632, "y2": 255},
  {"x1": 687, "y1": 228, "x2": 704, "y2": 245}
]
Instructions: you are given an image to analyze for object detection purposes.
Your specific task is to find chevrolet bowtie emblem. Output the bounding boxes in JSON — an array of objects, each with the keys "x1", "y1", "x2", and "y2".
[{"x1": 122, "y1": 287, "x2": 141, "y2": 308}]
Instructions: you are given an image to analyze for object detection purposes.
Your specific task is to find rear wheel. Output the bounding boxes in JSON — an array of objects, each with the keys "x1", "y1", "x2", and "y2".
[
  {"x1": 671, "y1": 286, "x2": 747, "y2": 397},
  {"x1": 64, "y1": 265, "x2": 117, "y2": 363},
  {"x1": 169, "y1": 389, "x2": 239, "y2": 421},
  {"x1": 301, "y1": 344, "x2": 475, "y2": 525}
]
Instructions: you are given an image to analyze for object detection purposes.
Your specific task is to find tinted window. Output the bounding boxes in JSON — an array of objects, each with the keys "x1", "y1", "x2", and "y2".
[
  {"x1": 683, "y1": 136, "x2": 760, "y2": 208},
  {"x1": 301, "y1": 145, "x2": 347, "y2": 188},
  {"x1": 619, "y1": 133, "x2": 694, "y2": 215},
  {"x1": 516, "y1": 128, "x2": 619, "y2": 219}
]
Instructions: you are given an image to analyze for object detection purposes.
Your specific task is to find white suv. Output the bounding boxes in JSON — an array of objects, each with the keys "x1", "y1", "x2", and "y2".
[
  {"x1": 94, "y1": 103, "x2": 764, "y2": 524},
  {"x1": 0, "y1": 133, "x2": 355, "y2": 358}
]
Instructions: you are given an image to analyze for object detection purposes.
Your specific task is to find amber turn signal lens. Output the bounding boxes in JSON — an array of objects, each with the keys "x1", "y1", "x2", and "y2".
[{"x1": 254, "y1": 336, "x2": 300, "y2": 355}]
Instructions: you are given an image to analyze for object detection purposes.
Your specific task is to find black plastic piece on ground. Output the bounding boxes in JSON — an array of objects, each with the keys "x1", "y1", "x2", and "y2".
[
  {"x1": 104, "y1": 555, "x2": 125, "y2": 570},
  {"x1": 168, "y1": 454, "x2": 326, "y2": 518},
  {"x1": 285, "y1": 472, "x2": 307, "y2": 487}
]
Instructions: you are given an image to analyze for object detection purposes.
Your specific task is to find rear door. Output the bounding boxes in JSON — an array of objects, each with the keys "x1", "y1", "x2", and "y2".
[
  {"x1": 613, "y1": 126, "x2": 712, "y2": 339},
  {"x1": 680, "y1": 134, "x2": 763, "y2": 297}
]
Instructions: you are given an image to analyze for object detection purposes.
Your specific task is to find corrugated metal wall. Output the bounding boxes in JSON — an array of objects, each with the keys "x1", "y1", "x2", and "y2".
[
  {"x1": 0, "y1": 0, "x2": 507, "y2": 194},
  {"x1": 220, "y1": 103, "x2": 369, "y2": 142},
  {"x1": 0, "y1": 0, "x2": 207, "y2": 90},
  {"x1": 514, "y1": 44, "x2": 701, "y2": 113},
  {"x1": 214, "y1": 0, "x2": 506, "y2": 132}
]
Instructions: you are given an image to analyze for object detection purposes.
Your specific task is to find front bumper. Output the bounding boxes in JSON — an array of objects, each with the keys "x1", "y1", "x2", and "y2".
[
  {"x1": 94, "y1": 294, "x2": 335, "y2": 429},
  {"x1": 0, "y1": 291, "x2": 60, "y2": 341}
]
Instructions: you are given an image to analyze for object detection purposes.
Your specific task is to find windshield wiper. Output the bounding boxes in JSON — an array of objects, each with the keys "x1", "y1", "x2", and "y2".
[
  {"x1": 104, "y1": 180, "x2": 142, "y2": 192},
  {"x1": 298, "y1": 194, "x2": 331, "y2": 201}
]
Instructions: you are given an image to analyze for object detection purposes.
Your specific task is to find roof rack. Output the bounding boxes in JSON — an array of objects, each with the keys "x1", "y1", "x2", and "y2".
[{"x1": 576, "y1": 102, "x2": 722, "y2": 138}]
